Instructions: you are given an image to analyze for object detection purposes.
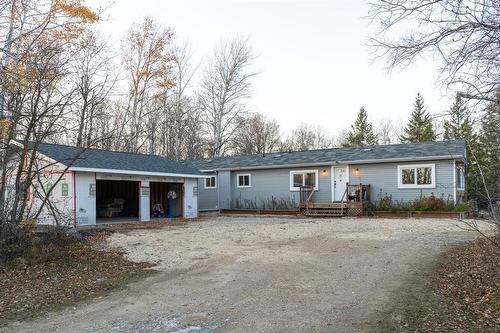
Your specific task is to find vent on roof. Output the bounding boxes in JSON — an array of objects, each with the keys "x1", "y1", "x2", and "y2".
[
  {"x1": 274, "y1": 154, "x2": 282, "y2": 158},
  {"x1": 206, "y1": 159, "x2": 213, "y2": 162},
  {"x1": 362, "y1": 148, "x2": 372, "y2": 152}
]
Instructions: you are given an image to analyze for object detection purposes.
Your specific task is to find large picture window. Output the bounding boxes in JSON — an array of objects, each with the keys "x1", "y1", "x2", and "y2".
[
  {"x1": 204, "y1": 176, "x2": 217, "y2": 189},
  {"x1": 397, "y1": 164, "x2": 435, "y2": 188},
  {"x1": 237, "y1": 174, "x2": 251, "y2": 188},
  {"x1": 290, "y1": 170, "x2": 319, "y2": 191}
]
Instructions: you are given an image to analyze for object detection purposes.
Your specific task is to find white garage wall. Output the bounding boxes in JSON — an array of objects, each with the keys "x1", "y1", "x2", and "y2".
[
  {"x1": 183, "y1": 178, "x2": 198, "y2": 218},
  {"x1": 75, "y1": 172, "x2": 96, "y2": 226}
]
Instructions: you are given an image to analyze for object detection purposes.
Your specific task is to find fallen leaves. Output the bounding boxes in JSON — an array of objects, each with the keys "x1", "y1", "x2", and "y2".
[
  {"x1": 392, "y1": 236, "x2": 500, "y2": 332},
  {"x1": 0, "y1": 235, "x2": 154, "y2": 324}
]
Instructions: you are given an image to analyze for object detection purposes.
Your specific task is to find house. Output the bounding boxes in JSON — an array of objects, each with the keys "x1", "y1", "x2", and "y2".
[
  {"x1": 192, "y1": 140, "x2": 467, "y2": 215},
  {"x1": 9, "y1": 142, "x2": 205, "y2": 226}
]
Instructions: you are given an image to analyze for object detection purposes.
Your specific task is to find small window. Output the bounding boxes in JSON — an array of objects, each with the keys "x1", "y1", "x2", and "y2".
[
  {"x1": 290, "y1": 170, "x2": 319, "y2": 191},
  {"x1": 237, "y1": 174, "x2": 251, "y2": 188},
  {"x1": 456, "y1": 165, "x2": 465, "y2": 190},
  {"x1": 397, "y1": 164, "x2": 435, "y2": 188},
  {"x1": 205, "y1": 176, "x2": 217, "y2": 189}
]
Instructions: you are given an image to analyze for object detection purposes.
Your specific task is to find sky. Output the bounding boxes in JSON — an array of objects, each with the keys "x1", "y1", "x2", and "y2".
[{"x1": 88, "y1": 0, "x2": 451, "y2": 136}]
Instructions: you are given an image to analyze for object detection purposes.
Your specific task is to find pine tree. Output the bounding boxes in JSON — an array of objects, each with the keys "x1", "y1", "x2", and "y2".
[
  {"x1": 470, "y1": 92, "x2": 500, "y2": 205},
  {"x1": 400, "y1": 93, "x2": 436, "y2": 143},
  {"x1": 342, "y1": 107, "x2": 378, "y2": 147},
  {"x1": 443, "y1": 94, "x2": 473, "y2": 141}
]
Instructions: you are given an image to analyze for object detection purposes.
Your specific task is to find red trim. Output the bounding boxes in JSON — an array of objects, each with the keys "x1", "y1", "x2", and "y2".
[{"x1": 73, "y1": 171, "x2": 77, "y2": 227}]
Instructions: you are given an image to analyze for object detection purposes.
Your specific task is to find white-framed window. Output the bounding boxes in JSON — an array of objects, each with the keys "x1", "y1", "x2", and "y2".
[
  {"x1": 289, "y1": 170, "x2": 319, "y2": 191},
  {"x1": 397, "y1": 164, "x2": 435, "y2": 189},
  {"x1": 456, "y1": 165, "x2": 465, "y2": 190},
  {"x1": 204, "y1": 176, "x2": 217, "y2": 189},
  {"x1": 237, "y1": 173, "x2": 251, "y2": 188}
]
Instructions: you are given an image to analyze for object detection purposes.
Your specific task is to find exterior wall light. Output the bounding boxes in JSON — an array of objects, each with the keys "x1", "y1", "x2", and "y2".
[
  {"x1": 322, "y1": 169, "x2": 328, "y2": 176},
  {"x1": 354, "y1": 168, "x2": 360, "y2": 176}
]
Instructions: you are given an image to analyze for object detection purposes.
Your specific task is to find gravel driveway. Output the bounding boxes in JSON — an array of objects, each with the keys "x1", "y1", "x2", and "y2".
[{"x1": 5, "y1": 216, "x2": 494, "y2": 333}]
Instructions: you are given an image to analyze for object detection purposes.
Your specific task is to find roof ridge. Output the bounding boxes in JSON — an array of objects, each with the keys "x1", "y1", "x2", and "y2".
[
  {"x1": 36, "y1": 141, "x2": 167, "y2": 159},
  {"x1": 187, "y1": 139, "x2": 464, "y2": 162}
]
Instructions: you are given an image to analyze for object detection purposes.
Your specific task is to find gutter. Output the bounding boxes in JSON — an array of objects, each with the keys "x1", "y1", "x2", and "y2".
[{"x1": 200, "y1": 155, "x2": 465, "y2": 172}]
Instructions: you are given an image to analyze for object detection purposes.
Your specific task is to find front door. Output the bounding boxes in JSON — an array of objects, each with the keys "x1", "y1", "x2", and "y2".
[{"x1": 333, "y1": 167, "x2": 347, "y2": 201}]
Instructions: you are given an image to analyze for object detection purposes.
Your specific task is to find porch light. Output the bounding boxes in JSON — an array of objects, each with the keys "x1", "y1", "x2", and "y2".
[
  {"x1": 322, "y1": 169, "x2": 328, "y2": 176},
  {"x1": 354, "y1": 168, "x2": 360, "y2": 176}
]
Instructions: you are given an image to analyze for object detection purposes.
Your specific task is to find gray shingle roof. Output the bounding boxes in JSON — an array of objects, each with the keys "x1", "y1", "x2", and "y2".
[
  {"x1": 33, "y1": 142, "x2": 205, "y2": 176},
  {"x1": 190, "y1": 140, "x2": 466, "y2": 171}
]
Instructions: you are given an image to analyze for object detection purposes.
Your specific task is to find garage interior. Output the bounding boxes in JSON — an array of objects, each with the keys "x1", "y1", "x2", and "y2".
[
  {"x1": 150, "y1": 182, "x2": 183, "y2": 218},
  {"x1": 96, "y1": 179, "x2": 139, "y2": 221}
]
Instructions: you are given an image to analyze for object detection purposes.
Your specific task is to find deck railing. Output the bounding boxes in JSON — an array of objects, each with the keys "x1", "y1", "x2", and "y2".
[
  {"x1": 299, "y1": 185, "x2": 316, "y2": 215},
  {"x1": 345, "y1": 183, "x2": 371, "y2": 202}
]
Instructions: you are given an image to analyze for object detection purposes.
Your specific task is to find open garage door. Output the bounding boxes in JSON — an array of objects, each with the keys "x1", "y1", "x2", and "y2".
[
  {"x1": 150, "y1": 182, "x2": 183, "y2": 218},
  {"x1": 96, "y1": 179, "x2": 139, "y2": 222}
]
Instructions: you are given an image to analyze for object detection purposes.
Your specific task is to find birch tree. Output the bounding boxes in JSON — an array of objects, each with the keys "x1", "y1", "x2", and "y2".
[
  {"x1": 199, "y1": 38, "x2": 257, "y2": 157},
  {"x1": 122, "y1": 16, "x2": 174, "y2": 153},
  {"x1": 72, "y1": 28, "x2": 116, "y2": 148}
]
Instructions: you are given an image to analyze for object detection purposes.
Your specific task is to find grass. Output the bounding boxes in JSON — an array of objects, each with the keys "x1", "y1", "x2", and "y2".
[
  {"x1": 377, "y1": 235, "x2": 499, "y2": 332},
  {"x1": 0, "y1": 230, "x2": 154, "y2": 325}
]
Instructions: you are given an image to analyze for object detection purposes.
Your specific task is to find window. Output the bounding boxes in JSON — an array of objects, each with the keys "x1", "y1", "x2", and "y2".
[
  {"x1": 397, "y1": 164, "x2": 435, "y2": 188},
  {"x1": 205, "y1": 176, "x2": 217, "y2": 189},
  {"x1": 290, "y1": 170, "x2": 319, "y2": 191},
  {"x1": 237, "y1": 174, "x2": 251, "y2": 188},
  {"x1": 456, "y1": 165, "x2": 465, "y2": 190}
]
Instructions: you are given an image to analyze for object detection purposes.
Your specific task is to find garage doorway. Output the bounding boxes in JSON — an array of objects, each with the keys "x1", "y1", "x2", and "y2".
[
  {"x1": 150, "y1": 182, "x2": 183, "y2": 218},
  {"x1": 96, "y1": 179, "x2": 139, "y2": 222}
]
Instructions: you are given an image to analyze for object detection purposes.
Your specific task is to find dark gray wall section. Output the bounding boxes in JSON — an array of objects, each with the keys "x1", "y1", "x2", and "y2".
[{"x1": 349, "y1": 160, "x2": 455, "y2": 202}]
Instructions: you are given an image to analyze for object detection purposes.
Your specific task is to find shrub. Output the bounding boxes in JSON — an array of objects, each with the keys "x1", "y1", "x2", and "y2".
[{"x1": 368, "y1": 193, "x2": 471, "y2": 212}]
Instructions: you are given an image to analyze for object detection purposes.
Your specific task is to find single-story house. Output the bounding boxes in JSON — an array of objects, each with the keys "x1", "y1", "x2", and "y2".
[
  {"x1": 191, "y1": 140, "x2": 467, "y2": 214},
  {"x1": 10, "y1": 142, "x2": 205, "y2": 226}
]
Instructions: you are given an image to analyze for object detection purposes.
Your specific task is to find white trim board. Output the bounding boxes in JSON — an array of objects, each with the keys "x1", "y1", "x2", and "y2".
[{"x1": 70, "y1": 167, "x2": 206, "y2": 179}]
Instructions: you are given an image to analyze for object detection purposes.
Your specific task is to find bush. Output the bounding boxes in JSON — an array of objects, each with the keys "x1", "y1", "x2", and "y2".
[
  {"x1": 0, "y1": 225, "x2": 78, "y2": 266},
  {"x1": 368, "y1": 193, "x2": 471, "y2": 212}
]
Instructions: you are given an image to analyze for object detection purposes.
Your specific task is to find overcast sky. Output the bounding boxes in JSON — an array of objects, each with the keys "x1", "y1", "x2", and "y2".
[{"x1": 89, "y1": 0, "x2": 451, "y2": 136}]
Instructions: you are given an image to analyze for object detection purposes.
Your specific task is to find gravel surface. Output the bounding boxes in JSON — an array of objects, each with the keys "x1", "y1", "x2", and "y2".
[{"x1": 4, "y1": 216, "x2": 495, "y2": 333}]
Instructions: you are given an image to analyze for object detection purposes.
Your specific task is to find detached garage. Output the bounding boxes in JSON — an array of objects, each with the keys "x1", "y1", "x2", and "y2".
[{"x1": 24, "y1": 142, "x2": 205, "y2": 226}]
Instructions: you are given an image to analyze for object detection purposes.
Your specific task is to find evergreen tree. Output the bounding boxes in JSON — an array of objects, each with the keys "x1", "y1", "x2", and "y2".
[
  {"x1": 470, "y1": 92, "x2": 500, "y2": 206},
  {"x1": 443, "y1": 93, "x2": 473, "y2": 141},
  {"x1": 400, "y1": 93, "x2": 436, "y2": 143},
  {"x1": 342, "y1": 107, "x2": 378, "y2": 147}
]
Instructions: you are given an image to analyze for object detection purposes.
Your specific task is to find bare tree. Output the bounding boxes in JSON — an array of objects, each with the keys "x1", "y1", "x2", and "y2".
[
  {"x1": 198, "y1": 38, "x2": 257, "y2": 157},
  {"x1": 232, "y1": 113, "x2": 281, "y2": 155},
  {"x1": 0, "y1": 0, "x2": 99, "y2": 235},
  {"x1": 121, "y1": 16, "x2": 174, "y2": 153},
  {"x1": 368, "y1": 0, "x2": 500, "y2": 104},
  {"x1": 281, "y1": 122, "x2": 334, "y2": 151},
  {"x1": 72, "y1": 28, "x2": 117, "y2": 148},
  {"x1": 374, "y1": 117, "x2": 399, "y2": 144}
]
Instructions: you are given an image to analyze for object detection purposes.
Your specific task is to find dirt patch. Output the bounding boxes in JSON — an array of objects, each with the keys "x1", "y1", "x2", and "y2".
[
  {"x1": 0, "y1": 235, "x2": 154, "y2": 325},
  {"x1": 4, "y1": 216, "x2": 496, "y2": 333}
]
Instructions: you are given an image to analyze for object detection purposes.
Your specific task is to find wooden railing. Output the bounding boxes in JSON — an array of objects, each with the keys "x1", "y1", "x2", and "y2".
[
  {"x1": 345, "y1": 183, "x2": 371, "y2": 202},
  {"x1": 299, "y1": 185, "x2": 316, "y2": 215}
]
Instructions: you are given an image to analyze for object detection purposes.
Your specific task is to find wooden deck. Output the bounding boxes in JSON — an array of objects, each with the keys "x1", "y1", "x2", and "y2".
[{"x1": 299, "y1": 202, "x2": 365, "y2": 217}]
